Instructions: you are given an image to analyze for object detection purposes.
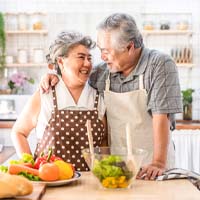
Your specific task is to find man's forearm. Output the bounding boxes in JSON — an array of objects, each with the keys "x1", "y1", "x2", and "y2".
[{"x1": 152, "y1": 114, "x2": 170, "y2": 167}]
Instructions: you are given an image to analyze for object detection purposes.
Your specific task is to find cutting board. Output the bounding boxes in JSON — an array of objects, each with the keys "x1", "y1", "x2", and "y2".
[{"x1": 14, "y1": 183, "x2": 46, "y2": 200}]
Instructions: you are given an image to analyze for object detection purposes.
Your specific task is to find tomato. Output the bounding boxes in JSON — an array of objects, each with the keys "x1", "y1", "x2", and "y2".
[{"x1": 39, "y1": 163, "x2": 59, "y2": 181}]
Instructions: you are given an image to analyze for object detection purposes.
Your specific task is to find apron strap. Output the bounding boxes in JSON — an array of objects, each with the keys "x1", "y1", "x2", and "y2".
[
  {"x1": 139, "y1": 74, "x2": 144, "y2": 90},
  {"x1": 105, "y1": 73, "x2": 110, "y2": 91},
  {"x1": 52, "y1": 86, "x2": 58, "y2": 112},
  {"x1": 94, "y1": 92, "x2": 99, "y2": 110}
]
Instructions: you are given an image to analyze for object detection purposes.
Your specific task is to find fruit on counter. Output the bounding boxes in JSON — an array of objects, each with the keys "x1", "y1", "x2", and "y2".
[
  {"x1": 92, "y1": 155, "x2": 133, "y2": 189},
  {"x1": 0, "y1": 172, "x2": 33, "y2": 198},
  {"x1": 39, "y1": 163, "x2": 59, "y2": 181},
  {"x1": 0, "y1": 148, "x2": 74, "y2": 182},
  {"x1": 54, "y1": 160, "x2": 74, "y2": 180}
]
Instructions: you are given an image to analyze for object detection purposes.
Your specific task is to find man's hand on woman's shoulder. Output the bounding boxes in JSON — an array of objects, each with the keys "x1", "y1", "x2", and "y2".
[{"x1": 39, "y1": 74, "x2": 59, "y2": 93}]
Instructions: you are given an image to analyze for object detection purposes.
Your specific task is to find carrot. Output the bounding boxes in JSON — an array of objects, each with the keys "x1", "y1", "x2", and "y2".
[{"x1": 8, "y1": 164, "x2": 39, "y2": 176}]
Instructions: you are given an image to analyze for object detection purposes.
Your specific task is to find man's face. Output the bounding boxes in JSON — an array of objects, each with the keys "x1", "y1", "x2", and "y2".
[{"x1": 97, "y1": 30, "x2": 130, "y2": 73}]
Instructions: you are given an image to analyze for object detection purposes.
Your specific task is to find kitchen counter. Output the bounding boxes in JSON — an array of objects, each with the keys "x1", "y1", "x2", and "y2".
[
  {"x1": 0, "y1": 146, "x2": 15, "y2": 164},
  {"x1": 176, "y1": 120, "x2": 200, "y2": 130},
  {"x1": 0, "y1": 121, "x2": 15, "y2": 129},
  {"x1": 0, "y1": 120, "x2": 200, "y2": 130},
  {"x1": 42, "y1": 172, "x2": 199, "y2": 200}
]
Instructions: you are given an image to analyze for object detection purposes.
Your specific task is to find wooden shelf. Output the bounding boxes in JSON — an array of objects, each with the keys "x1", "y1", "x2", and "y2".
[
  {"x1": 176, "y1": 63, "x2": 194, "y2": 68},
  {"x1": 176, "y1": 120, "x2": 200, "y2": 123},
  {"x1": 142, "y1": 30, "x2": 193, "y2": 36},
  {"x1": 6, "y1": 63, "x2": 47, "y2": 67},
  {"x1": 6, "y1": 30, "x2": 48, "y2": 35}
]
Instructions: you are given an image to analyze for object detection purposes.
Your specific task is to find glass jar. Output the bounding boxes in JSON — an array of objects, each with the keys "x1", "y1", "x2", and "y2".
[
  {"x1": 33, "y1": 48, "x2": 44, "y2": 63},
  {"x1": 18, "y1": 13, "x2": 28, "y2": 30},
  {"x1": 5, "y1": 55, "x2": 14, "y2": 64},
  {"x1": 18, "y1": 48, "x2": 28, "y2": 63},
  {"x1": 176, "y1": 20, "x2": 189, "y2": 30},
  {"x1": 143, "y1": 21, "x2": 154, "y2": 30},
  {"x1": 7, "y1": 13, "x2": 18, "y2": 30},
  {"x1": 160, "y1": 21, "x2": 170, "y2": 30},
  {"x1": 30, "y1": 12, "x2": 43, "y2": 30}
]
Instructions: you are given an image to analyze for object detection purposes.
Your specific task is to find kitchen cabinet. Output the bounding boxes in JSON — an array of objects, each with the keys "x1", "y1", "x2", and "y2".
[
  {"x1": 141, "y1": 12, "x2": 194, "y2": 68},
  {"x1": 172, "y1": 129, "x2": 200, "y2": 174}
]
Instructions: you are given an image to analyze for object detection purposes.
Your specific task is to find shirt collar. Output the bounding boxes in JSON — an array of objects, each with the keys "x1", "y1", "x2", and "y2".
[
  {"x1": 133, "y1": 47, "x2": 150, "y2": 76},
  {"x1": 110, "y1": 47, "x2": 150, "y2": 81},
  {"x1": 59, "y1": 77, "x2": 91, "y2": 108}
]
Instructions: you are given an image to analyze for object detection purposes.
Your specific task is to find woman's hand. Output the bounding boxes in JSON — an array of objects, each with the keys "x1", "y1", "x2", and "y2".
[
  {"x1": 136, "y1": 163, "x2": 166, "y2": 180},
  {"x1": 39, "y1": 74, "x2": 59, "y2": 93}
]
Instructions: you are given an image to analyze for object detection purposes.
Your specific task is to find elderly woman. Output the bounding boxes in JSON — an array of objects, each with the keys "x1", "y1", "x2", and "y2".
[{"x1": 11, "y1": 31, "x2": 107, "y2": 171}]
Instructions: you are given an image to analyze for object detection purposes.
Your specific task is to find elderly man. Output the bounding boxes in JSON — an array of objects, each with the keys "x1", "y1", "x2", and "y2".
[{"x1": 40, "y1": 13, "x2": 182, "y2": 180}]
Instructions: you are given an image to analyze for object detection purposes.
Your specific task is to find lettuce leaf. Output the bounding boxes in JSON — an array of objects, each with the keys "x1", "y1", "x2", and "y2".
[
  {"x1": 9, "y1": 153, "x2": 34, "y2": 165},
  {"x1": 18, "y1": 171, "x2": 41, "y2": 181},
  {"x1": 0, "y1": 165, "x2": 8, "y2": 173}
]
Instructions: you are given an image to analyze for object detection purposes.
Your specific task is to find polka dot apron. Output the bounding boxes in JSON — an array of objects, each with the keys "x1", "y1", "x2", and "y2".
[{"x1": 34, "y1": 86, "x2": 105, "y2": 171}]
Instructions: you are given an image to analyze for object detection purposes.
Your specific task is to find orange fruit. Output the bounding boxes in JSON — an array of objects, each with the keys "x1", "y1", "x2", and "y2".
[
  {"x1": 39, "y1": 163, "x2": 59, "y2": 181},
  {"x1": 54, "y1": 160, "x2": 74, "y2": 180}
]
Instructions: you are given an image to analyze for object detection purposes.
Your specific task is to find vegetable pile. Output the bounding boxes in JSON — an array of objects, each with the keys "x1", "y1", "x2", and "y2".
[
  {"x1": 92, "y1": 155, "x2": 134, "y2": 188},
  {"x1": 0, "y1": 149, "x2": 74, "y2": 182}
]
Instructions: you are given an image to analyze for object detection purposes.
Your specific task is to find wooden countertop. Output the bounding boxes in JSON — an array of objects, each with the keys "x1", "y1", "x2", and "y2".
[
  {"x1": 0, "y1": 146, "x2": 15, "y2": 164},
  {"x1": 176, "y1": 120, "x2": 200, "y2": 130},
  {"x1": 43, "y1": 172, "x2": 199, "y2": 200}
]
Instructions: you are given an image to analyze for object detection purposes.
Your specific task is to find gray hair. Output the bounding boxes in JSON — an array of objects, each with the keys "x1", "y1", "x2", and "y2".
[
  {"x1": 97, "y1": 13, "x2": 143, "y2": 50},
  {"x1": 46, "y1": 31, "x2": 95, "y2": 73}
]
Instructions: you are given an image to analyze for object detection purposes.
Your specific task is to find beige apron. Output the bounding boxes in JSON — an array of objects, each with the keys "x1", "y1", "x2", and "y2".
[{"x1": 104, "y1": 74, "x2": 174, "y2": 168}]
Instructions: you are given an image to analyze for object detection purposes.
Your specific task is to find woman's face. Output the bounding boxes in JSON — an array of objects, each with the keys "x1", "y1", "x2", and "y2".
[{"x1": 59, "y1": 44, "x2": 92, "y2": 87}]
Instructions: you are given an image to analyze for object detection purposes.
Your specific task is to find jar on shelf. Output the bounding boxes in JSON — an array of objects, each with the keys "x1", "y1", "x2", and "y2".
[
  {"x1": 5, "y1": 55, "x2": 14, "y2": 64},
  {"x1": 30, "y1": 12, "x2": 43, "y2": 30},
  {"x1": 18, "y1": 12, "x2": 28, "y2": 31},
  {"x1": 33, "y1": 48, "x2": 44, "y2": 63},
  {"x1": 17, "y1": 48, "x2": 28, "y2": 63},
  {"x1": 6, "y1": 13, "x2": 18, "y2": 31},
  {"x1": 160, "y1": 21, "x2": 170, "y2": 30},
  {"x1": 176, "y1": 20, "x2": 189, "y2": 30},
  {"x1": 143, "y1": 21, "x2": 154, "y2": 30}
]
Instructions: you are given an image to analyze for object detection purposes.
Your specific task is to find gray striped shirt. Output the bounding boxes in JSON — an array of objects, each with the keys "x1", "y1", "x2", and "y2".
[{"x1": 89, "y1": 47, "x2": 183, "y2": 130}]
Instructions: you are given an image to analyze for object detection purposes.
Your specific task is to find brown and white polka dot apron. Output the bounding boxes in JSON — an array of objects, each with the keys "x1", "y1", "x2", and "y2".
[{"x1": 34, "y1": 86, "x2": 105, "y2": 171}]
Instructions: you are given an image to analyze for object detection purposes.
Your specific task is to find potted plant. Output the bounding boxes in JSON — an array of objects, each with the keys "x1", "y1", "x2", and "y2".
[
  {"x1": 0, "y1": 12, "x2": 6, "y2": 69},
  {"x1": 181, "y1": 88, "x2": 194, "y2": 120}
]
